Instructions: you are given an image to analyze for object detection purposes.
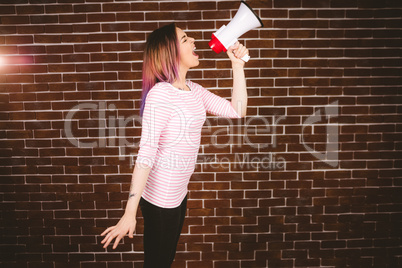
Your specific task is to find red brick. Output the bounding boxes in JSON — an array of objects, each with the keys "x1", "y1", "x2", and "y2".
[
  {"x1": 116, "y1": 12, "x2": 144, "y2": 22},
  {"x1": 274, "y1": 0, "x2": 301, "y2": 8}
]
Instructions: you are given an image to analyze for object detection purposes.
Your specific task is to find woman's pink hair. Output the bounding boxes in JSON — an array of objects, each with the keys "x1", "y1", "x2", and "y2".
[{"x1": 140, "y1": 23, "x2": 180, "y2": 116}]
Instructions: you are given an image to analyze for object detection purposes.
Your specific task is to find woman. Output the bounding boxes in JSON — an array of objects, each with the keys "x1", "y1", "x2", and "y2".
[{"x1": 101, "y1": 23, "x2": 248, "y2": 267}]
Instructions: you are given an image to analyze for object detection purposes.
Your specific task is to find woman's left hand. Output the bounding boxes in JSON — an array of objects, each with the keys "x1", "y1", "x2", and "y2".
[{"x1": 227, "y1": 41, "x2": 249, "y2": 68}]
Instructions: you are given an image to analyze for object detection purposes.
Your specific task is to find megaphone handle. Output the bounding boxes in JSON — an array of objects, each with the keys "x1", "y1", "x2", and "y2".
[
  {"x1": 241, "y1": 54, "x2": 250, "y2": 62},
  {"x1": 228, "y1": 38, "x2": 250, "y2": 62}
]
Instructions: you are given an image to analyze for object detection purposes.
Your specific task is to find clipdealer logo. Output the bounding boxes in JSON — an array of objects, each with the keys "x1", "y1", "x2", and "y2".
[{"x1": 63, "y1": 101, "x2": 339, "y2": 168}]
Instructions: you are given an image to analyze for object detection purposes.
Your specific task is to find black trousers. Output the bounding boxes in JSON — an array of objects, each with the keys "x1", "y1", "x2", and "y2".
[{"x1": 139, "y1": 195, "x2": 187, "y2": 268}]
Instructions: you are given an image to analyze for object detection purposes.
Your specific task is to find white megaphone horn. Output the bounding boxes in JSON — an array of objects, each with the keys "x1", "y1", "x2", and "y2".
[{"x1": 209, "y1": 1, "x2": 263, "y2": 62}]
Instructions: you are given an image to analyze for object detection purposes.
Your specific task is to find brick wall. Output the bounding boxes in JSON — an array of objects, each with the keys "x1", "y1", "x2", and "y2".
[{"x1": 1, "y1": 0, "x2": 401, "y2": 267}]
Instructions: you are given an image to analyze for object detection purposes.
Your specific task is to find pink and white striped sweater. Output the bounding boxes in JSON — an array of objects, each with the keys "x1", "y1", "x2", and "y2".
[{"x1": 136, "y1": 81, "x2": 240, "y2": 208}]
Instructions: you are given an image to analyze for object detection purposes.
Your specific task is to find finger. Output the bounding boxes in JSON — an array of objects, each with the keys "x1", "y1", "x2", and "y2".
[
  {"x1": 238, "y1": 45, "x2": 246, "y2": 55},
  {"x1": 112, "y1": 235, "x2": 123, "y2": 249},
  {"x1": 128, "y1": 226, "x2": 135, "y2": 238},
  {"x1": 228, "y1": 42, "x2": 240, "y2": 53},
  {"x1": 103, "y1": 233, "x2": 117, "y2": 248},
  {"x1": 227, "y1": 46, "x2": 235, "y2": 54},
  {"x1": 101, "y1": 233, "x2": 109, "y2": 244},
  {"x1": 101, "y1": 232, "x2": 113, "y2": 244},
  {"x1": 236, "y1": 47, "x2": 248, "y2": 59},
  {"x1": 229, "y1": 47, "x2": 241, "y2": 58},
  {"x1": 101, "y1": 226, "x2": 115, "y2": 237},
  {"x1": 102, "y1": 233, "x2": 112, "y2": 247},
  {"x1": 103, "y1": 237, "x2": 112, "y2": 248},
  {"x1": 102, "y1": 229, "x2": 118, "y2": 247},
  {"x1": 233, "y1": 45, "x2": 245, "y2": 58},
  {"x1": 239, "y1": 48, "x2": 248, "y2": 58},
  {"x1": 232, "y1": 41, "x2": 240, "y2": 50},
  {"x1": 101, "y1": 228, "x2": 116, "y2": 244}
]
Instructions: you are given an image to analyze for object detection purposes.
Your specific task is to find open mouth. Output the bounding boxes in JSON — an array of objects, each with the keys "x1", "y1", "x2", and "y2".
[{"x1": 193, "y1": 46, "x2": 199, "y2": 57}]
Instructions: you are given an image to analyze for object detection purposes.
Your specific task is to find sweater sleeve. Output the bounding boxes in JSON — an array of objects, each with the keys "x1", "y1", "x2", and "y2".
[
  {"x1": 136, "y1": 86, "x2": 173, "y2": 168},
  {"x1": 195, "y1": 82, "x2": 241, "y2": 119}
]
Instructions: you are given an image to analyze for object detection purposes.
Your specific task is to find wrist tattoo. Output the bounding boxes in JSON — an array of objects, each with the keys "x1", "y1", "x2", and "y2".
[{"x1": 128, "y1": 192, "x2": 137, "y2": 199}]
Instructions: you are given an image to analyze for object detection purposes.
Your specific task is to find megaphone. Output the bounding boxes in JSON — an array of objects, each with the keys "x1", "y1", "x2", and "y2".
[{"x1": 209, "y1": 1, "x2": 263, "y2": 62}]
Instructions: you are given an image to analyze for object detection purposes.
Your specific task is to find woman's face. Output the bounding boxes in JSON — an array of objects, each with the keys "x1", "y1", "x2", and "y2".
[{"x1": 176, "y1": 27, "x2": 199, "y2": 69}]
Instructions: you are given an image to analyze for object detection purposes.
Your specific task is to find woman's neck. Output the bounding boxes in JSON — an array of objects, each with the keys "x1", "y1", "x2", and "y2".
[
  {"x1": 172, "y1": 66, "x2": 189, "y2": 90},
  {"x1": 172, "y1": 81, "x2": 189, "y2": 91}
]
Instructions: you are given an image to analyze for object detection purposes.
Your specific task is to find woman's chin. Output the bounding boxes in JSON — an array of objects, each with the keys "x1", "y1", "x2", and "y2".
[
  {"x1": 191, "y1": 59, "x2": 200, "y2": 68},
  {"x1": 182, "y1": 58, "x2": 200, "y2": 69}
]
